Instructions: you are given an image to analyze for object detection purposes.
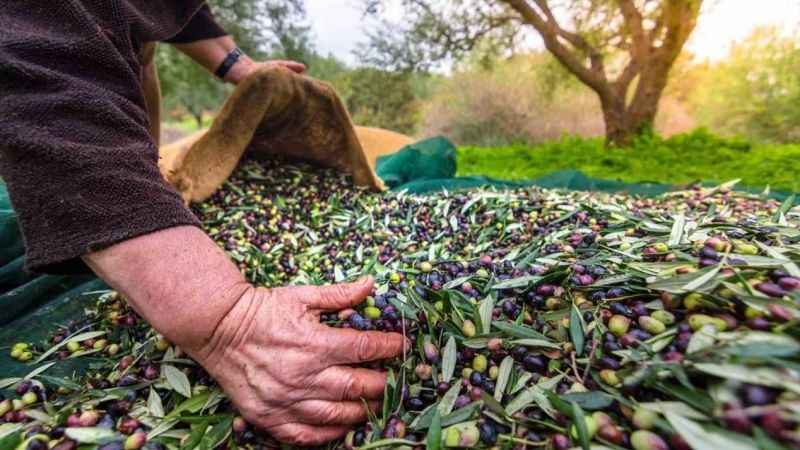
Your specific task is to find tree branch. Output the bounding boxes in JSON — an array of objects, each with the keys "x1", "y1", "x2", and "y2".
[
  {"x1": 502, "y1": 0, "x2": 609, "y2": 96},
  {"x1": 617, "y1": 0, "x2": 647, "y2": 56},
  {"x1": 626, "y1": 0, "x2": 703, "y2": 119},
  {"x1": 656, "y1": 0, "x2": 702, "y2": 61}
]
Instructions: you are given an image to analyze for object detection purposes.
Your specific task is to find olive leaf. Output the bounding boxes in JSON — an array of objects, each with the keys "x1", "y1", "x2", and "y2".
[
  {"x1": 165, "y1": 392, "x2": 211, "y2": 421},
  {"x1": 726, "y1": 254, "x2": 791, "y2": 268},
  {"x1": 648, "y1": 265, "x2": 721, "y2": 294},
  {"x1": 148, "y1": 388, "x2": 165, "y2": 418},
  {"x1": 358, "y1": 439, "x2": 420, "y2": 449},
  {"x1": 0, "y1": 378, "x2": 21, "y2": 391},
  {"x1": 719, "y1": 331, "x2": 800, "y2": 358},
  {"x1": 181, "y1": 419, "x2": 211, "y2": 450},
  {"x1": 753, "y1": 427, "x2": 792, "y2": 450},
  {"x1": 665, "y1": 412, "x2": 758, "y2": 450},
  {"x1": 198, "y1": 415, "x2": 233, "y2": 450},
  {"x1": 639, "y1": 402, "x2": 705, "y2": 420},
  {"x1": 505, "y1": 375, "x2": 563, "y2": 417},
  {"x1": 441, "y1": 336, "x2": 457, "y2": 383},
  {"x1": 694, "y1": 363, "x2": 800, "y2": 393},
  {"x1": 478, "y1": 296, "x2": 494, "y2": 335},
  {"x1": 687, "y1": 325, "x2": 718, "y2": 354},
  {"x1": 756, "y1": 241, "x2": 800, "y2": 278},
  {"x1": 571, "y1": 402, "x2": 591, "y2": 450},
  {"x1": 0, "y1": 428, "x2": 21, "y2": 450},
  {"x1": 560, "y1": 392, "x2": 614, "y2": 411},
  {"x1": 494, "y1": 356, "x2": 513, "y2": 401},
  {"x1": 462, "y1": 337, "x2": 491, "y2": 349},
  {"x1": 389, "y1": 296, "x2": 418, "y2": 318},
  {"x1": 668, "y1": 214, "x2": 687, "y2": 246},
  {"x1": 441, "y1": 403, "x2": 481, "y2": 427},
  {"x1": 34, "y1": 330, "x2": 106, "y2": 364},
  {"x1": 411, "y1": 386, "x2": 476, "y2": 432},
  {"x1": 591, "y1": 274, "x2": 631, "y2": 287},
  {"x1": 21, "y1": 409, "x2": 53, "y2": 426},
  {"x1": 773, "y1": 194, "x2": 795, "y2": 223},
  {"x1": 511, "y1": 339, "x2": 560, "y2": 349},
  {"x1": 64, "y1": 428, "x2": 123, "y2": 445},
  {"x1": 491, "y1": 275, "x2": 542, "y2": 290},
  {"x1": 491, "y1": 321, "x2": 550, "y2": 340},
  {"x1": 23, "y1": 362, "x2": 57, "y2": 381},
  {"x1": 163, "y1": 365, "x2": 192, "y2": 398},
  {"x1": 443, "y1": 276, "x2": 472, "y2": 290},
  {"x1": 426, "y1": 409, "x2": 441, "y2": 450},
  {"x1": 437, "y1": 383, "x2": 462, "y2": 416},
  {"x1": 570, "y1": 304, "x2": 585, "y2": 356},
  {"x1": 509, "y1": 372, "x2": 533, "y2": 395}
]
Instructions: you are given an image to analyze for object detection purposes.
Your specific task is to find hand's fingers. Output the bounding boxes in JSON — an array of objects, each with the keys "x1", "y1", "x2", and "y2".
[
  {"x1": 300, "y1": 277, "x2": 374, "y2": 311},
  {"x1": 275, "y1": 60, "x2": 306, "y2": 73},
  {"x1": 314, "y1": 366, "x2": 390, "y2": 401},
  {"x1": 318, "y1": 327, "x2": 406, "y2": 365},
  {"x1": 291, "y1": 399, "x2": 380, "y2": 426},
  {"x1": 267, "y1": 423, "x2": 349, "y2": 446}
]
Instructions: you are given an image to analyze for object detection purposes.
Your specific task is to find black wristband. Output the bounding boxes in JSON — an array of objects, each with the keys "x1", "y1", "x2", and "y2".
[{"x1": 214, "y1": 47, "x2": 243, "y2": 79}]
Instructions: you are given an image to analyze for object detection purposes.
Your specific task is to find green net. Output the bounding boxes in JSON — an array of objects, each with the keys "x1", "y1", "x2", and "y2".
[{"x1": 0, "y1": 185, "x2": 107, "y2": 379}]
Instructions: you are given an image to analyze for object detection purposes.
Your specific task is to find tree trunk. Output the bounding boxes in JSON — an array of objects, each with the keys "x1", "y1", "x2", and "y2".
[
  {"x1": 192, "y1": 111, "x2": 204, "y2": 130},
  {"x1": 600, "y1": 83, "x2": 660, "y2": 147}
]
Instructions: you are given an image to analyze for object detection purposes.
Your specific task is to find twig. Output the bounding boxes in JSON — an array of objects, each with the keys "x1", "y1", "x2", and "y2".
[
  {"x1": 570, "y1": 351, "x2": 582, "y2": 382},
  {"x1": 581, "y1": 339, "x2": 599, "y2": 384}
]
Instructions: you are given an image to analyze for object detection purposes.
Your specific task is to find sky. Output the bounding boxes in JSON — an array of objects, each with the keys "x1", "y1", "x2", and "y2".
[{"x1": 305, "y1": 0, "x2": 800, "y2": 64}]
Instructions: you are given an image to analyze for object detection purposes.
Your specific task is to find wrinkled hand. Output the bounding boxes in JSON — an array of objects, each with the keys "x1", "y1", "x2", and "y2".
[
  {"x1": 191, "y1": 277, "x2": 406, "y2": 446},
  {"x1": 226, "y1": 58, "x2": 306, "y2": 85}
]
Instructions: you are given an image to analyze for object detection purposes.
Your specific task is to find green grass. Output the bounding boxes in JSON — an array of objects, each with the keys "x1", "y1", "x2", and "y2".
[
  {"x1": 456, "y1": 129, "x2": 800, "y2": 193},
  {"x1": 164, "y1": 115, "x2": 215, "y2": 132}
]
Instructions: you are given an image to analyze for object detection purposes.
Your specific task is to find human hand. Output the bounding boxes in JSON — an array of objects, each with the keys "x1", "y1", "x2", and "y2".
[
  {"x1": 85, "y1": 228, "x2": 397, "y2": 445},
  {"x1": 190, "y1": 277, "x2": 406, "y2": 446},
  {"x1": 225, "y1": 57, "x2": 306, "y2": 85}
]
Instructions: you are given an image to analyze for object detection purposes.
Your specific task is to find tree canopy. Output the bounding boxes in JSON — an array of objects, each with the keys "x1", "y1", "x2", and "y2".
[{"x1": 360, "y1": 0, "x2": 703, "y2": 145}]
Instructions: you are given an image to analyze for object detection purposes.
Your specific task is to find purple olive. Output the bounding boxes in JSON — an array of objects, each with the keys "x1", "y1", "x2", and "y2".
[
  {"x1": 756, "y1": 282, "x2": 787, "y2": 298},
  {"x1": 722, "y1": 408, "x2": 752, "y2": 433},
  {"x1": 522, "y1": 354, "x2": 546, "y2": 373},
  {"x1": 741, "y1": 384, "x2": 776, "y2": 406},
  {"x1": 552, "y1": 434, "x2": 571, "y2": 450},
  {"x1": 778, "y1": 276, "x2": 800, "y2": 290}
]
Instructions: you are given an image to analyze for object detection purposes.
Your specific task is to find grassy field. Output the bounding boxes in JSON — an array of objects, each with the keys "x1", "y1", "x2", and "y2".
[{"x1": 456, "y1": 130, "x2": 800, "y2": 192}]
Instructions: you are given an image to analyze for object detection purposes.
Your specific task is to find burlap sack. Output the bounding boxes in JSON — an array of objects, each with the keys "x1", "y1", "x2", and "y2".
[{"x1": 158, "y1": 66, "x2": 413, "y2": 204}]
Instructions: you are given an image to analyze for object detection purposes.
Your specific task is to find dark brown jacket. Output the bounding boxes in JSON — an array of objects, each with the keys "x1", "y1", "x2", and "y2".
[{"x1": 0, "y1": 1, "x2": 225, "y2": 273}]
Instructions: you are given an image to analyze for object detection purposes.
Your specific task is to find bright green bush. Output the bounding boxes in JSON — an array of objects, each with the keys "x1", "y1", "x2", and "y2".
[
  {"x1": 685, "y1": 27, "x2": 800, "y2": 143},
  {"x1": 456, "y1": 129, "x2": 800, "y2": 192}
]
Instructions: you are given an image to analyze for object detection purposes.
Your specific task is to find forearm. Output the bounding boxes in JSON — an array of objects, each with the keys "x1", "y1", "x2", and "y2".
[
  {"x1": 82, "y1": 226, "x2": 249, "y2": 354},
  {"x1": 172, "y1": 36, "x2": 255, "y2": 85}
]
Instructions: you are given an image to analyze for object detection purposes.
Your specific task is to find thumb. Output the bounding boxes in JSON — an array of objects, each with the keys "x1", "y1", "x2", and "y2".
[{"x1": 302, "y1": 277, "x2": 374, "y2": 311}]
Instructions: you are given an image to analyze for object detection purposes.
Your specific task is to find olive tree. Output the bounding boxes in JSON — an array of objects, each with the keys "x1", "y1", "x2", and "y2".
[{"x1": 360, "y1": 0, "x2": 703, "y2": 146}]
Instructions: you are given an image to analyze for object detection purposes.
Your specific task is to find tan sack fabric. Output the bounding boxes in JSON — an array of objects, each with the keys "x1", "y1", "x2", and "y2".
[
  {"x1": 355, "y1": 126, "x2": 415, "y2": 168},
  {"x1": 158, "y1": 66, "x2": 400, "y2": 204}
]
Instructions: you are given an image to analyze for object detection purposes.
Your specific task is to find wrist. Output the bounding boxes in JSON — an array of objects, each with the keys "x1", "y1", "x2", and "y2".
[
  {"x1": 187, "y1": 285, "x2": 262, "y2": 372},
  {"x1": 164, "y1": 280, "x2": 254, "y2": 360},
  {"x1": 82, "y1": 226, "x2": 253, "y2": 362},
  {"x1": 223, "y1": 54, "x2": 255, "y2": 85}
]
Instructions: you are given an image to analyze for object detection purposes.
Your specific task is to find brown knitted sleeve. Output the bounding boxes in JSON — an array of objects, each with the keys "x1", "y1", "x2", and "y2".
[
  {"x1": 163, "y1": 5, "x2": 228, "y2": 44},
  {"x1": 0, "y1": 1, "x2": 201, "y2": 274}
]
